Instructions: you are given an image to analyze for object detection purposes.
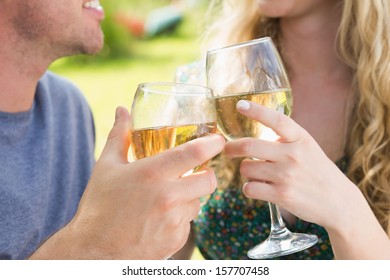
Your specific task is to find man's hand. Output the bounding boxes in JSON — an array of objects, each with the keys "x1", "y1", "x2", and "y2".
[{"x1": 31, "y1": 107, "x2": 225, "y2": 259}]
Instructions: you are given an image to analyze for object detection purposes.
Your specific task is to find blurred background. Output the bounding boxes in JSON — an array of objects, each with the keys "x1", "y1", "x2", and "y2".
[{"x1": 50, "y1": 0, "x2": 208, "y2": 157}]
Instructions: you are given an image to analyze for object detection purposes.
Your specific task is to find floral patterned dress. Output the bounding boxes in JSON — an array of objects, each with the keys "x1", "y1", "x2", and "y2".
[{"x1": 193, "y1": 157, "x2": 349, "y2": 260}]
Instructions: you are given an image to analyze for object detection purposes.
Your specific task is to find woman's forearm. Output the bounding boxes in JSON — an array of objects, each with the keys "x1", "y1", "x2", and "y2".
[{"x1": 326, "y1": 188, "x2": 390, "y2": 259}]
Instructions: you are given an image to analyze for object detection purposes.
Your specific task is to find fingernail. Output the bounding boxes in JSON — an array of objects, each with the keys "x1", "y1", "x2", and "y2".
[
  {"x1": 236, "y1": 100, "x2": 250, "y2": 111},
  {"x1": 242, "y1": 182, "x2": 251, "y2": 197},
  {"x1": 115, "y1": 106, "x2": 123, "y2": 120}
]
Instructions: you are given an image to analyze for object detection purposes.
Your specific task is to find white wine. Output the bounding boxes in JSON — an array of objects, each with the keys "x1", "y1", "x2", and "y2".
[
  {"x1": 214, "y1": 89, "x2": 292, "y2": 141},
  {"x1": 130, "y1": 126, "x2": 176, "y2": 159},
  {"x1": 129, "y1": 122, "x2": 217, "y2": 160}
]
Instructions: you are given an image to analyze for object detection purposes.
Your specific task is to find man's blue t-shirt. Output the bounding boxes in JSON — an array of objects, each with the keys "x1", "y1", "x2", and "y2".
[{"x1": 0, "y1": 71, "x2": 95, "y2": 259}]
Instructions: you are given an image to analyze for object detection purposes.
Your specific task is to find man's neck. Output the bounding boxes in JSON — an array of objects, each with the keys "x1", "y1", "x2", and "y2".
[{"x1": 0, "y1": 43, "x2": 50, "y2": 113}]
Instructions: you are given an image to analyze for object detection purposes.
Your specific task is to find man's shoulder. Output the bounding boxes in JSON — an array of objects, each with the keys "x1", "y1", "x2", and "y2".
[
  {"x1": 39, "y1": 71, "x2": 82, "y2": 95},
  {"x1": 37, "y1": 71, "x2": 90, "y2": 109}
]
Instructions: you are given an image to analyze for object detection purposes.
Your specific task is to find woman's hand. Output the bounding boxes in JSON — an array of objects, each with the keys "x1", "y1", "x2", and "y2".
[
  {"x1": 224, "y1": 100, "x2": 390, "y2": 259},
  {"x1": 224, "y1": 100, "x2": 358, "y2": 230}
]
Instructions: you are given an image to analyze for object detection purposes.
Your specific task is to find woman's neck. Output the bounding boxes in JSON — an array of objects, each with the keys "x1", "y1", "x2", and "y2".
[
  {"x1": 278, "y1": 5, "x2": 354, "y2": 163},
  {"x1": 279, "y1": 4, "x2": 348, "y2": 82}
]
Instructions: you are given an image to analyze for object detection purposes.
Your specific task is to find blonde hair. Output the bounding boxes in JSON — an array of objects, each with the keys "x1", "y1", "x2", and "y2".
[{"x1": 204, "y1": 0, "x2": 390, "y2": 233}]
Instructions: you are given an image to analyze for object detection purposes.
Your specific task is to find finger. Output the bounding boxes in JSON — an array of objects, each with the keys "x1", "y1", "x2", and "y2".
[
  {"x1": 171, "y1": 167, "x2": 217, "y2": 202},
  {"x1": 182, "y1": 199, "x2": 201, "y2": 223},
  {"x1": 242, "y1": 181, "x2": 278, "y2": 204},
  {"x1": 150, "y1": 134, "x2": 225, "y2": 178},
  {"x1": 224, "y1": 137, "x2": 281, "y2": 161},
  {"x1": 240, "y1": 159, "x2": 282, "y2": 183},
  {"x1": 100, "y1": 106, "x2": 131, "y2": 163},
  {"x1": 163, "y1": 199, "x2": 200, "y2": 229},
  {"x1": 236, "y1": 100, "x2": 303, "y2": 142}
]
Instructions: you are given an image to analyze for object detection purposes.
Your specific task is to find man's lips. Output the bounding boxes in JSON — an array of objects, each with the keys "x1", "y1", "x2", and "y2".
[
  {"x1": 83, "y1": 0, "x2": 103, "y2": 10},
  {"x1": 83, "y1": 0, "x2": 105, "y2": 20}
]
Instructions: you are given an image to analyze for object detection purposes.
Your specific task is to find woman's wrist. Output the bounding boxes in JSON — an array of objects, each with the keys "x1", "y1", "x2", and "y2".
[{"x1": 325, "y1": 181, "x2": 390, "y2": 259}]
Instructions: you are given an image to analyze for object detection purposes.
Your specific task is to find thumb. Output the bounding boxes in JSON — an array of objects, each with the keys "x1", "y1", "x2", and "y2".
[{"x1": 100, "y1": 106, "x2": 131, "y2": 163}]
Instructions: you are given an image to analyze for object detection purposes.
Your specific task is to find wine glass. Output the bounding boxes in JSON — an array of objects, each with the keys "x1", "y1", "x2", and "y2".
[
  {"x1": 206, "y1": 37, "x2": 318, "y2": 259},
  {"x1": 129, "y1": 82, "x2": 217, "y2": 174}
]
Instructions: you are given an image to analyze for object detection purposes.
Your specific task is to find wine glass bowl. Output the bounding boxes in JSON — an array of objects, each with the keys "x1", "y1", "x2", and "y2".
[
  {"x1": 206, "y1": 37, "x2": 318, "y2": 259},
  {"x1": 213, "y1": 89, "x2": 292, "y2": 142},
  {"x1": 129, "y1": 82, "x2": 217, "y2": 172}
]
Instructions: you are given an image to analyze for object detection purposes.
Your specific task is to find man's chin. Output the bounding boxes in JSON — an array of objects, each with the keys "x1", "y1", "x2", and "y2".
[
  {"x1": 59, "y1": 44, "x2": 103, "y2": 59},
  {"x1": 77, "y1": 32, "x2": 104, "y2": 56},
  {"x1": 83, "y1": 38, "x2": 104, "y2": 55},
  {"x1": 83, "y1": 46, "x2": 104, "y2": 56}
]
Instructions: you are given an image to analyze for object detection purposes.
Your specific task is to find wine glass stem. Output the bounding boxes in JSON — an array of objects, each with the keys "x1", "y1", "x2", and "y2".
[{"x1": 268, "y1": 202, "x2": 287, "y2": 233}]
